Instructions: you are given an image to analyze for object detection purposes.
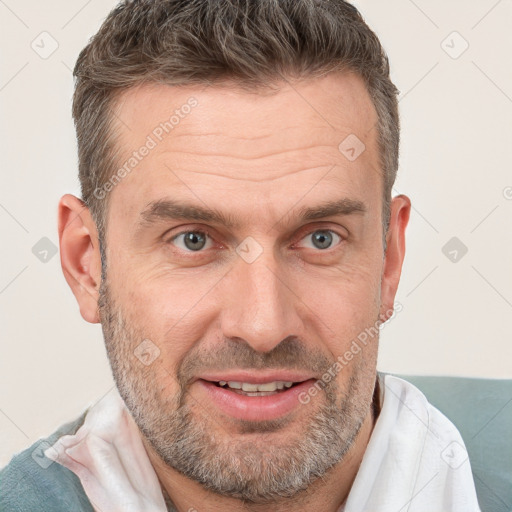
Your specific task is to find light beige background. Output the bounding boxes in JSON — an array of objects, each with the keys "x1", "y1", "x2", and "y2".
[{"x1": 1, "y1": 0, "x2": 511, "y2": 466}]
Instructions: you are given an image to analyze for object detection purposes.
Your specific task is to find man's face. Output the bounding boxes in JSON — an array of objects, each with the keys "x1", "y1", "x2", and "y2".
[{"x1": 98, "y1": 73, "x2": 390, "y2": 501}]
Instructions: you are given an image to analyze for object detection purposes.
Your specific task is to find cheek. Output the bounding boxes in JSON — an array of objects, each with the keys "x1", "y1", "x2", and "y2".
[
  {"x1": 299, "y1": 264, "x2": 381, "y2": 362},
  {"x1": 302, "y1": 260, "x2": 381, "y2": 315},
  {"x1": 118, "y1": 262, "x2": 202, "y2": 320},
  {"x1": 115, "y1": 271, "x2": 218, "y2": 364}
]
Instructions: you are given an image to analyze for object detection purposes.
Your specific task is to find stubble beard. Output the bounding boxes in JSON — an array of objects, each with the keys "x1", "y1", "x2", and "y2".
[{"x1": 98, "y1": 277, "x2": 376, "y2": 504}]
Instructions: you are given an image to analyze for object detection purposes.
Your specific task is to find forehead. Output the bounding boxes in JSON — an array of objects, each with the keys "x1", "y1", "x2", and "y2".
[{"x1": 107, "y1": 73, "x2": 381, "y2": 226}]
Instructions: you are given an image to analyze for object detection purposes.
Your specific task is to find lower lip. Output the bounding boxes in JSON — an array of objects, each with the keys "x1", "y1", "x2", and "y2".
[{"x1": 196, "y1": 379, "x2": 316, "y2": 422}]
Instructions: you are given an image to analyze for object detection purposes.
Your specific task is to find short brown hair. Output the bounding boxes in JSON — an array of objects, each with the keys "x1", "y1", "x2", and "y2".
[{"x1": 73, "y1": 0, "x2": 400, "y2": 243}]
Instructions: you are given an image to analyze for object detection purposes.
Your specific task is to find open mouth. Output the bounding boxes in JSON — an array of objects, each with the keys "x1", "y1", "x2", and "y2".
[
  {"x1": 206, "y1": 379, "x2": 304, "y2": 396},
  {"x1": 197, "y1": 378, "x2": 316, "y2": 421}
]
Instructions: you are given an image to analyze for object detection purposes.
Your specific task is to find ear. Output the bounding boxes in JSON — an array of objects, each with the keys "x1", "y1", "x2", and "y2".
[
  {"x1": 379, "y1": 194, "x2": 411, "y2": 322},
  {"x1": 58, "y1": 194, "x2": 103, "y2": 324}
]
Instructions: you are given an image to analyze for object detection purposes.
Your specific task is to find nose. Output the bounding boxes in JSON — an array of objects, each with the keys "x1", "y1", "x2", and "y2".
[{"x1": 218, "y1": 243, "x2": 304, "y2": 353}]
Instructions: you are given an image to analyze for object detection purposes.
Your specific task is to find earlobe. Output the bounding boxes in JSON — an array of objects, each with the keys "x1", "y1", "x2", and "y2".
[
  {"x1": 379, "y1": 194, "x2": 411, "y2": 323},
  {"x1": 58, "y1": 194, "x2": 103, "y2": 324}
]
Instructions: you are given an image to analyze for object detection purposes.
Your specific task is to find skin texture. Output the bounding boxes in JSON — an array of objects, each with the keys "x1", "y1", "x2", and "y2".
[{"x1": 58, "y1": 72, "x2": 411, "y2": 511}]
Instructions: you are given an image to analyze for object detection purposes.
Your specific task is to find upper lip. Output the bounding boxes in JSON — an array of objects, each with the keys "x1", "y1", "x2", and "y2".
[{"x1": 197, "y1": 371, "x2": 316, "y2": 384}]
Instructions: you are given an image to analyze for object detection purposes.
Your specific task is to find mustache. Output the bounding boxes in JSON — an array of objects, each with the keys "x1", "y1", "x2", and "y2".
[{"x1": 177, "y1": 336, "x2": 334, "y2": 385}]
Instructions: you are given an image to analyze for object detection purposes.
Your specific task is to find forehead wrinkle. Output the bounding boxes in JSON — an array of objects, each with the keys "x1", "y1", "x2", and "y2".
[
  {"x1": 170, "y1": 130, "x2": 275, "y2": 142},
  {"x1": 165, "y1": 144, "x2": 338, "y2": 163},
  {"x1": 169, "y1": 162, "x2": 339, "y2": 183},
  {"x1": 167, "y1": 119, "x2": 340, "y2": 142}
]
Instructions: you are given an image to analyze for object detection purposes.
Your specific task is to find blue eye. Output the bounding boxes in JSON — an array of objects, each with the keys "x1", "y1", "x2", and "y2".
[
  {"x1": 299, "y1": 230, "x2": 342, "y2": 250},
  {"x1": 167, "y1": 227, "x2": 344, "y2": 256},
  {"x1": 170, "y1": 231, "x2": 213, "y2": 252}
]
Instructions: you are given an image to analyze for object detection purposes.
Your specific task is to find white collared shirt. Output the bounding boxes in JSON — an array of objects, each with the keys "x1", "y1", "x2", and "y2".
[{"x1": 46, "y1": 374, "x2": 481, "y2": 512}]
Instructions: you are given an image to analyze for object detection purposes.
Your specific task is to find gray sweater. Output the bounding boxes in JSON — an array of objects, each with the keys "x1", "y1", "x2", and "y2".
[{"x1": 0, "y1": 411, "x2": 94, "y2": 511}]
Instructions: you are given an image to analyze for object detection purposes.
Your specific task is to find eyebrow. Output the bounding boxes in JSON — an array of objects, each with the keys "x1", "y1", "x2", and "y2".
[{"x1": 138, "y1": 197, "x2": 367, "y2": 231}]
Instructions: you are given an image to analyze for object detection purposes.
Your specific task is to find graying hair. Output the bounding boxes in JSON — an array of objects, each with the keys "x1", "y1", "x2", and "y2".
[{"x1": 73, "y1": 0, "x2": 400, "y2": 247}]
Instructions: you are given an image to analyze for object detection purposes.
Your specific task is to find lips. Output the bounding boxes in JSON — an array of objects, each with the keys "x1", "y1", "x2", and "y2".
[
  {"x1": 216, "y1": 380, "x2": 295, "y2": 393},
  {"x1": 197, "y1": 371, "x2": 316, "y2": 385},
  {"x1": 194, "y1": 374, "x2": 318, "y2": 422}
]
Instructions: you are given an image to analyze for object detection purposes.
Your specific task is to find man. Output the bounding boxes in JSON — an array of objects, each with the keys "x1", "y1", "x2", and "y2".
[{"x1": 0, "y1": 1, "x2": 480, "y2": 511}]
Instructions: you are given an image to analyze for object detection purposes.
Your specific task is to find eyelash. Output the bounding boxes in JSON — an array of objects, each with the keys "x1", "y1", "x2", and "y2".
[{"x1": 166, "y1": 226, "x2": 345, "y2": 256}]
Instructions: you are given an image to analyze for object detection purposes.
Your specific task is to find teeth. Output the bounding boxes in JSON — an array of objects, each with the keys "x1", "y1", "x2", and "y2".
[{"x1": 218, "y1": 381, "x2": 295, "y2": 392}]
